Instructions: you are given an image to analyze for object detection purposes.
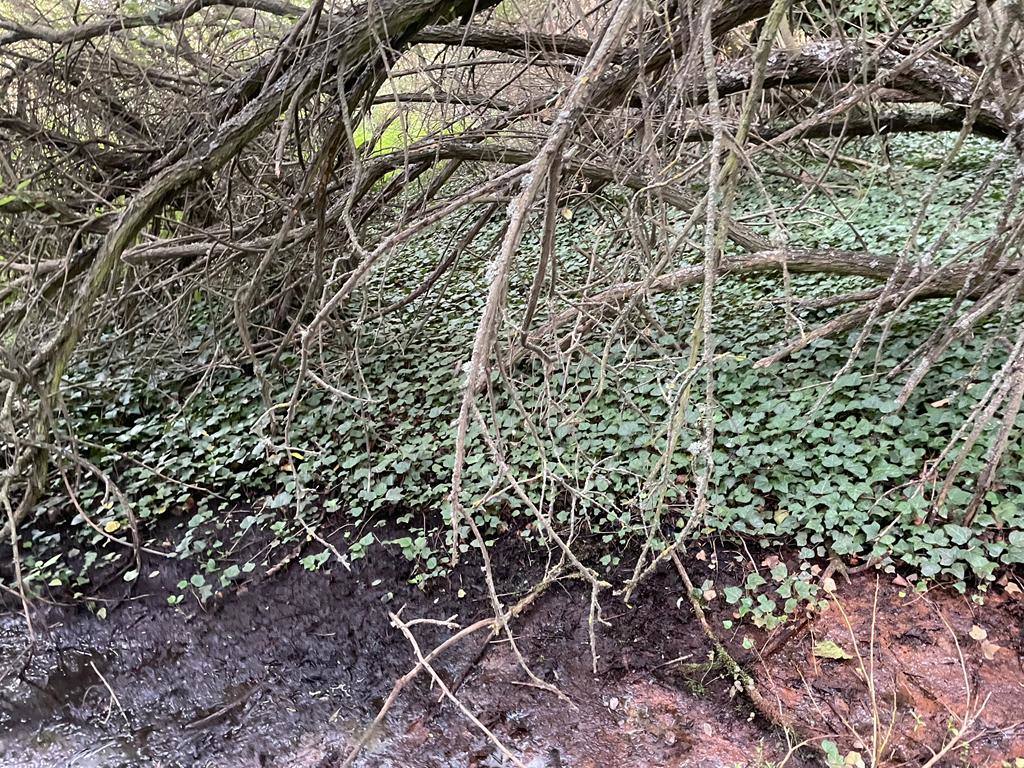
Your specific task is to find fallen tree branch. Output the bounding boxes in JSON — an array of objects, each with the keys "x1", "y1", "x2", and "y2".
[
  {"x1": 703, "y1": 37, "x2": 1012, "y2": 140},
  {"x1": 120, "y1": 140, "x2": 770, "y2": 265},
  {"x1": 0, "y1": 0, "x2": 303, "y2": 46},
  {"x1": 521, "y1": 249, "x2": 1012, "y2": 361}
]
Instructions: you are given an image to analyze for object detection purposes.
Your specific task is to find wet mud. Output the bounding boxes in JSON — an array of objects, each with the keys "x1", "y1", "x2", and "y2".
[{"x1": 1, "y1": 546, "x2": 1021, "y2": 767}]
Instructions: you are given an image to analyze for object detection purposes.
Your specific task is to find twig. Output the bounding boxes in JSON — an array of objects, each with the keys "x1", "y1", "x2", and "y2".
[{"x1": 89, "y1": 660, "x2": 129, "y2": 726}]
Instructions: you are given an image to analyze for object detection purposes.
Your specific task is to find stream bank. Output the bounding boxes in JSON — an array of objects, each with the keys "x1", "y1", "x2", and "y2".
[{"x1": 1, "y1": 546, "x2": 1021, "y2": 767}]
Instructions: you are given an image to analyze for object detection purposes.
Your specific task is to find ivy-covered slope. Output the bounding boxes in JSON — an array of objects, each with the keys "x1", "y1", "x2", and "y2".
[{"x1": 15, "y1": 135, "x2": 1023, "y2": 609}]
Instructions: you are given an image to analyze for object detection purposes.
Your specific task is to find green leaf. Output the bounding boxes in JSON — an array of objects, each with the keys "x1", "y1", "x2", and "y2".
[{"x1": 269, "y1": 491, "x2": 292, "y2": 508}]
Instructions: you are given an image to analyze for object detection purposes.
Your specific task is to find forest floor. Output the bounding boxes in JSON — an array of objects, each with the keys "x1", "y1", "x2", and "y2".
[
  {"x1": 4, "y1": 134, "x2": 1023, "y2": 766},
  {"x1": 1, "y1": 537, "x2": 1022, "y2": 768}
]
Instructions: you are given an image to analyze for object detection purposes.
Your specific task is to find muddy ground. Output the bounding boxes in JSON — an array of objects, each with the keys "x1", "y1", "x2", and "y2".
[
  {"x1": 1, "y1": 544, "x2": 1022, "y2": 767},
  {"x1": 754, "y1": 571, "x2": 1024, "y2": 767}
]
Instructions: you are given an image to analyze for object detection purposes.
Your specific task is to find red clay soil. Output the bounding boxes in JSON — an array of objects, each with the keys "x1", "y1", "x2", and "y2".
[{"x1": 745, "y1": 573, "x2": 1024, "y2": 767}]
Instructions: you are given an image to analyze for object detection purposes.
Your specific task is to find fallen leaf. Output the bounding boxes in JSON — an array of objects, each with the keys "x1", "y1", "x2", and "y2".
[
  {"x1": 980, "y1": 640, "x2": 1003, "y2": 661},
  {"x1": 103, "y1": 520, "x2": 121, "y2": 533},
  {"x1": 969, "y1": 625, "x2": 988, "y2": 642},
  {"x1": 1005, "y1": 582, "x2": 1021, "y2": 596},
  {"x1": 813, "y1": 640, "x2": 852, "y2": 660},
  {"x1": 821, "y1": 576, "x2": 838, "y2": 593}
]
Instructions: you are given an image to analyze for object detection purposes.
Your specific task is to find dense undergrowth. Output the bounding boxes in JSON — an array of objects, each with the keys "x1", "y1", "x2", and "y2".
[{"x1": 10, "y1": 134, "x2": 1023, "y2": 622}]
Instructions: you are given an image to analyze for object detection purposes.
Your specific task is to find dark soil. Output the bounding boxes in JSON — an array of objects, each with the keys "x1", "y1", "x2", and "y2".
[{"x1": 0, "y1": 542, "x2": 808, "y2": 768}]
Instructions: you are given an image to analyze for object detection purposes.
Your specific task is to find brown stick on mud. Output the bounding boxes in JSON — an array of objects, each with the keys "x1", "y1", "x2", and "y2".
[
  {"x1": 341, "y1": 568, "x2": 562, "y2": 767},
  {"x1": 390, "y1": 612, "x2": 530, "y2": 768},
  {"x1": 340, "y1": 616, "x2": 494, "y2": 767}
]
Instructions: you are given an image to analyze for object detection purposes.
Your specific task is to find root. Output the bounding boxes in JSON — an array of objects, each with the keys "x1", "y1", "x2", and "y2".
[
  {"x1": 670, "y1": 551, "x2": 812, "y2": 756},
  {"x1": 341, "y1": 567, "x2": 562, "y2": 767}
]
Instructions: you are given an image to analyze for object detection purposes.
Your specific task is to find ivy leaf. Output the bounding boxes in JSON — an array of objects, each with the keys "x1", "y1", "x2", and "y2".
[{"x1": 268, "y1": 491, "x2": 292, "y2": 509}]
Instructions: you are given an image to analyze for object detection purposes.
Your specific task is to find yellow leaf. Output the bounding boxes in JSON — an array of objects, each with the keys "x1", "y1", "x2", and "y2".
[
  {"x1": 103, "y1": 520, "x2": 122, "y2": 534},
  {"x1": 813, "y1": 640, "x2": 852, "y2": 660}
]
